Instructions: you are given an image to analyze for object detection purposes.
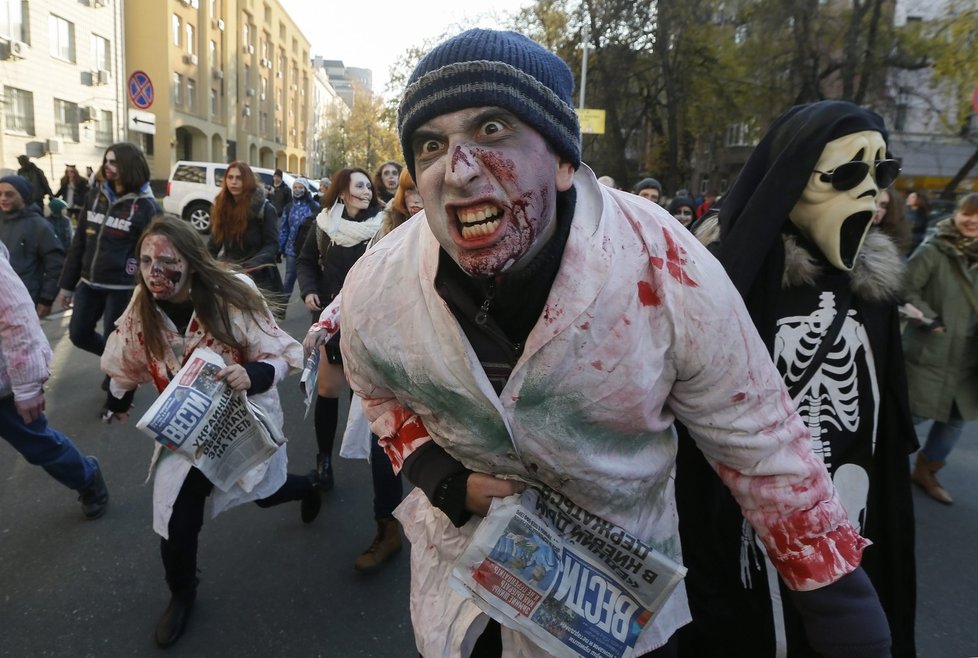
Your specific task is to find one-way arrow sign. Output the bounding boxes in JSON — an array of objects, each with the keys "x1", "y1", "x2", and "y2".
[{"x1": 128, "y1": 110, "x2": 156, "y2": 135}]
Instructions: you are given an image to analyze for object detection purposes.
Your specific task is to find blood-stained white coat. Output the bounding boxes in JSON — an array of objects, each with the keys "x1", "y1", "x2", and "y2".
[
  {"x1": 340, "y1": 166, "x2": 866, "y2": 657},
  {"x1": 101, "y1": 275, "x2": 303, "y2": 538}
]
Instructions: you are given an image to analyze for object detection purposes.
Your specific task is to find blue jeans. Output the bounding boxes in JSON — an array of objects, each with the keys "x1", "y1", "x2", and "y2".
[
  {"x1": 0, "y1": 395, "x2": 96, "y2": 491},
  {"x1": 917, "y1": 417, "x2": 966, "y2": 463},
  {"x1": 283, "y1": 255, "x2": 298, "y2": 301},
  {"x1": 68, "y1": 283, "x2": 133, "y2": 356}
]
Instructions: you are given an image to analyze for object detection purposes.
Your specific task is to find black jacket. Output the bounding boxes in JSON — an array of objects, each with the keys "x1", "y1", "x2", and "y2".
[
  {"x1": 59, "y1": 183, "x2": 160, "y2": 290},
  {"x1": 0, "y1": 205, "x2": 65, "y2": 304},
  {"x1": 296, "y1": 205, "x2": 382, "y2": 305}
]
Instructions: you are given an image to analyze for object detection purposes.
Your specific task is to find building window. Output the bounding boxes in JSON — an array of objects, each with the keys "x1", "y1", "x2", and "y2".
[
  {"x1": 92, "y1": 34, "x2": 111, "y2": 72},
  {"x1": 209, "y1": 39, "x2": 216, "y2": 66},
  {"x1": 3, "y1": 86, "x2": 35, "y2": 135},
  {"x1": 210, "y1": 88, "x2": 218, "y2": 117},
  {"x1": 49, "y1": 15, "x2": 75, "y2": 62},
  {"x1": 173, "y1": 73, "x2": 183, "y2": 106},
  {"x1": 187, "y1": 78, "x2": 197, "y2": 111},
  {"x1": 1, "y1": 1, "x2": 28, "y2": 42},
  {"x1": 185, "y1": 23, "x2": 195, "y2": 55},
  {"x1": 96, "y1": 110, "x2": 113, "y2": 144},
  {"x1": 172, "y1": 14, "x2": 181, "y2": 47},
  {"x1": 53, "y1": 98, "x2": 80, "y2": 141},
  {"x1": 244, "y1": 63, "x2": 251, "y2": 87}
]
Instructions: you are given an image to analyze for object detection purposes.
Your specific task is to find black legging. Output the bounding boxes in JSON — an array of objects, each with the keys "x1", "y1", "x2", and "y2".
[{"x1": 160, "y1": 467, "x2": 312, "y2": 593}]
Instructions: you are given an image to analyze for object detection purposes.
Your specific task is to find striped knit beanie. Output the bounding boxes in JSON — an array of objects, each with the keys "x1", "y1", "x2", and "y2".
[{"x1": 397, "y1": 29, "x2": 581, "y2": 180}]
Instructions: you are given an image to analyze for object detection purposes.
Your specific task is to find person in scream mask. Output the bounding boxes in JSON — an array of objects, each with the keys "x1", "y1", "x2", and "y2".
[
  {"x1": 100, "y1": 217, "x2": 321, "y2": 648},
  {"x1": 676, "y1": 100, "x2": 917, "y2": 658},
  {"x1": 337, "y1": 31, "x2": 891, "y2": 658}
]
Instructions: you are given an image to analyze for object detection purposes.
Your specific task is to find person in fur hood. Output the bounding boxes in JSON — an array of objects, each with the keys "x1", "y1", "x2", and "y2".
[{"x1": 676, "y1": 100, "x2": 918, "y2": 658}]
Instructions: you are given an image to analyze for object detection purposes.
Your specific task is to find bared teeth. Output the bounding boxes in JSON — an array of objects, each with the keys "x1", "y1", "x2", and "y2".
[{"x1": 460, "y1": 218, "x2": 501, "y2": 239}]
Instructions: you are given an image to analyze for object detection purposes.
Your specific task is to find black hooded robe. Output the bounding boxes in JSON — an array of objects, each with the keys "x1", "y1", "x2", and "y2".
[{"x1": 674, "y1": 101, "x2": 917, "y2": 658}]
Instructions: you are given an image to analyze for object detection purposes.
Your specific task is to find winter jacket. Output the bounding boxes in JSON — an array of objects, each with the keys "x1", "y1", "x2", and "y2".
[
  {"x1": 58, "y1": 182, "x2": 161, "y2": 291},
  {"x1": 296, "y1": 203, "x2": 382, "y2": 306},
  {"x1": 17, "y1": 163, "x2": 53, "y2": 204},
  {"x1": 100, "y1": 277, "x2": 303, "y2": 537},
  {"x1": 902, "y1": 235, "x2": 978, "y2": 422},
  {"x1": 339, "y1": 166, "x2": 864, "y2": 656},
  {"x1": 0, "y1": 205, "x2": 65, "y2": 305},
  {"x1": 267, "y1": 182, "x2": 290, "y2": 215},
  {"x1": 208, "y1": 188, "x2": 279, "y2": 269},
  {"x1": 0, "y1": 242, "x2": 52, "y2": 401},
  {"x1": 56, "y1": 178, "x2": 91, "y2": 214},
  {"x1": 278, "y1": 196, "x2": 319, "y2": 258}
]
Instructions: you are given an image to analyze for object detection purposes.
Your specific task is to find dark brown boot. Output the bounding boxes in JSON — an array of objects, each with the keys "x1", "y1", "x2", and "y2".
[
  {"x1": 911, "y1": 451, "x2": 953, "y2": 504},
  {"x1": 354, "y1": 518, "x2": 402, "y2": 573}
]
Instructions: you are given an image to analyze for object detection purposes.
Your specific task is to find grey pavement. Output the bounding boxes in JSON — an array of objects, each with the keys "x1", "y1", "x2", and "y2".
[{"x1": 2, "y1": 294, "x2": 977, "y2": 657}]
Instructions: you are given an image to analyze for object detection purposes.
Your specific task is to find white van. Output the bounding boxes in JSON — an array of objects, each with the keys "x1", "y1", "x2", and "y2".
[{"x1": 162, "y1": 161, "x2": 301, "y2": 233}]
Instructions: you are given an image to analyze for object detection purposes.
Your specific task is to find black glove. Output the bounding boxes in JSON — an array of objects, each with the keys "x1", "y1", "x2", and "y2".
[{"x1": 788, "y1": 567, "x2": 891, "y2": 658}]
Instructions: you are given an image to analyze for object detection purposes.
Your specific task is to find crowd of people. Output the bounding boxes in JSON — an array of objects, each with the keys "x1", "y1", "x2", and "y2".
[{"x1": 3, "y1": 26, "x2": 977, "y2": 658}]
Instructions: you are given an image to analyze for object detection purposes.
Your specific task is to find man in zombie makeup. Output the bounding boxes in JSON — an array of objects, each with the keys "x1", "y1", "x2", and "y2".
[
  {"x1": 677, "y1": 100, "x2": 917, "y2": 657},
  {"x1": 339, "y1": 31, "x2": 891, "y2": 657}
]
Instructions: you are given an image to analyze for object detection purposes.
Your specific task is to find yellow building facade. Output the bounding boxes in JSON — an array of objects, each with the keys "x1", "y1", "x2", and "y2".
[{"x1": 126, "y1": 0, "x2": 314, "y2": 181}]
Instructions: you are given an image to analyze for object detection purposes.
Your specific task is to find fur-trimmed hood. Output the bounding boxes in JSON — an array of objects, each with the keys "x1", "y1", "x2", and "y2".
[{"x1": 695, "y1": 214, "x2": 905, "y2": 303}]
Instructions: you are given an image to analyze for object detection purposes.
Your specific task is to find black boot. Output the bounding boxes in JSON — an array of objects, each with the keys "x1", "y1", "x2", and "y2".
[
  {"x1": 300, "y1": 471, "x2": 322, "y2": 524},
  {"x1": 316, "y1": 453, "x2": 334, "y2": 492},
  {"x1": 78, "y1": 457, "x2": 109, "y2": 519},
  {"x1": 154, "y1": 587, "x2": 196, "y2": 648}
]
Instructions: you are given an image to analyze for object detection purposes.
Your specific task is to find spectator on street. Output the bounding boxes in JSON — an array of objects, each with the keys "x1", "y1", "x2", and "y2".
[
  {"x1": 0, "y1": 240, "x2": 108, "y2": 520},
  {"x1": 903, "y1": 193, "x2": 978, "y2": 505},
  {"x1": 633, "y1": 176, "x2": 663, "y2": 204},
  {"x1": 278, "y1": 177, "x2": 319, "y2": 304},
  {"x1": 16, "y1": 155, "x2": 53, "y2": 205},
  {"x1": 266, "y1": 169, "x2": 290, "y2": 216},
  {"x1": 55, "y1": 164, "x2": 90, "y2": 221},
  {"x1": 0, "y1": 175, "x2": 65, "y2": 318},
  {"x1": 45, "y1": 197, "x2": 73, "y2": 251},
  {"x1": 906, "y1": 189, "x2": 932, "y2": 255}
]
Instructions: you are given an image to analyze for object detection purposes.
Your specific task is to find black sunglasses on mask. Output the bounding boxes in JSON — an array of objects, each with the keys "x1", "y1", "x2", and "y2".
[{"x1": 814, "y1": 158, "x2": 901, "y2": 191}]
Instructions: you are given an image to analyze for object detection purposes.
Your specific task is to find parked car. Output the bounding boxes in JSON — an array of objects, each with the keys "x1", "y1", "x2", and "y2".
[{"x1": 163, "y1": 161, "x2": 304, "y2": 233}]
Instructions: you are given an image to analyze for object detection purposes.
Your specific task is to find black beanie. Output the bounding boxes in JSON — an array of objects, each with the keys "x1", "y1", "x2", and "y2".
[{"x1": 397, "y1": 29, "x2": 581, "y2": 180}]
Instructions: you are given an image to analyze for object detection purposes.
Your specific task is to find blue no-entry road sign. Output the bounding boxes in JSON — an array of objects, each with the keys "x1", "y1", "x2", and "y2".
[{"x1": 128, "y1": 70, "x2": 154, "y2": 109}]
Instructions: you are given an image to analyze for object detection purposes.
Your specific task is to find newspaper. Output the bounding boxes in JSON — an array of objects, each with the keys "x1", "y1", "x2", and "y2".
[
  {"x1": 451, "y1": 486, "x2": 686, "y2": 658},
  {"x1": 299, "y1": 347, "x2": 320, "y2": 420},
  {"x1": 136, "y1": 347, "x2": 284, "y2": 492}
]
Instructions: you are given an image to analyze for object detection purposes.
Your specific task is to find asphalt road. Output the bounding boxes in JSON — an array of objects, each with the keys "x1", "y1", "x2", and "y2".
[{"x1": 2, "y1": 293, "x2": 976, "y2": 657}]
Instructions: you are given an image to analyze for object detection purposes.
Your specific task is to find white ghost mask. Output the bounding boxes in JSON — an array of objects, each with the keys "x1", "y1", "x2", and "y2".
[{"x1": 789, "y1": 130, "x2": 898, "y2": 271}]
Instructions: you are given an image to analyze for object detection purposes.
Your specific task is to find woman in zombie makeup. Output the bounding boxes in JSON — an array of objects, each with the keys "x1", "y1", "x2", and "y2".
[
  {"x1": 295, "y1": 167, "x2": 384, "y2": 492},
  {"x1": 208, "y1": 161, "x2": 283, "y2": 313},
  {"x1": 100, "y1": 216, "x2": 322, "y2": 649},
  {"x1": 373, "y1": 160, "x2": 402, "y2": 203}
]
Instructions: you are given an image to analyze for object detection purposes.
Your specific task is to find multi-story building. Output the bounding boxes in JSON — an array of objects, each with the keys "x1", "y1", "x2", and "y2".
[
  {"x1": 126, "y1": 0, "x2": 316, "y2": 182},
  {"x1": 885, "y1": 0, "x2": 977, "y2": 197},
  {"x1": 1, "y1": 0, "x2": 126, "y2": 180},
  {"x1": 309, "y1": 62, "x2": 348, "y2": 180}
]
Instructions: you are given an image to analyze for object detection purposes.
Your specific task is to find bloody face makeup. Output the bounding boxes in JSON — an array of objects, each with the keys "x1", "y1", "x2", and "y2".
[
  {"x1": 140, "y1": 235, "x2": 191, "y2": 302},
  {"x1": 102, "y1": 150, "x2": 118, "y2": 183},
  {"x1": 405, "y1": 189, "x2": 424, "y2": 216},
  {"x1": 412, "y1": 106, "x2": 574, "y2": 278}
]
